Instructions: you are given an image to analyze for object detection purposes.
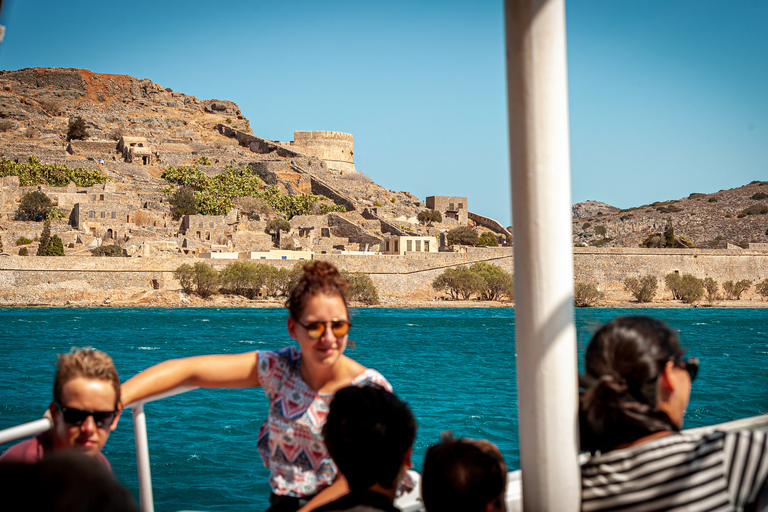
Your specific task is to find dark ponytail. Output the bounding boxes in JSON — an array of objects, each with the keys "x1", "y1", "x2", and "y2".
[{"x1": 579, "y1": 316, "x2": 684, "y2": 453}]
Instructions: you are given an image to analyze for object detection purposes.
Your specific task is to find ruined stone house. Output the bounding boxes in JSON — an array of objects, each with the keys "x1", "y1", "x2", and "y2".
[
  {"x1": 426, "y1": 196, "x2": 468, "y2": 225},
  {"x1": 117, "y1": 135, "x2": 152, "y2": 164}
]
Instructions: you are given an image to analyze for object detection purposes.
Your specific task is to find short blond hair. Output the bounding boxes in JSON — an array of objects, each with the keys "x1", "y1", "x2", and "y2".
[{"x1": 53, "y1": 348, "x2": 120, "y2": 407}]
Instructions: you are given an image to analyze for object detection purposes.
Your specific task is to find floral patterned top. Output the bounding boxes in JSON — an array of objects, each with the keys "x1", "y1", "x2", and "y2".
[{"x1": 256, "y1": 346, "x2": 392, "y2": 497}]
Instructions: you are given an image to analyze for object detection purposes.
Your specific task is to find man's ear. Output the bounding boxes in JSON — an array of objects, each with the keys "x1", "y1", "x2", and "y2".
[
  {"x1": 47, "y1": 402, "x2": 57, "y2": 425},
  {"x1": 110, "y1": 403, "x2": 123, "y2": 431},
  {"x1": 287, "y1": 317, "x2": 298, "y2": 340},
  {"x1": 659, "y1": 361, "x2": 676, "y2": 391}
]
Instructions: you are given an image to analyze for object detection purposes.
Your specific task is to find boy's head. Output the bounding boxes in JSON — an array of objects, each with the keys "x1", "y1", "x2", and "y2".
[
  {"x1": 49, "y1": 348, "x2": 121, "y2": 455},
  {"x1": 422, "y1": 435, "x2": 507, "y2": 512},
  {"x1": 323, "y1": 385, "x2": 416, "y2": 492}
]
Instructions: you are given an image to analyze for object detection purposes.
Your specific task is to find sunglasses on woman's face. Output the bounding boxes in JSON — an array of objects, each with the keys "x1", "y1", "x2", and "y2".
[
  {"x1": 295, "y1": 319, "x2": 351, "y2": 340},
  {"x1": 675, "y1": 356, "x2": 699, "y2": 382},
  {"x1": 55, "y1": 402, "x2": 118, "y2": 428}
]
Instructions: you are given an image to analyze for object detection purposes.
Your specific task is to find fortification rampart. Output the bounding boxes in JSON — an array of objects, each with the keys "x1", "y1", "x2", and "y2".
[{"x1": 0, "y1": 248, "x2": 766, "y2": 302}]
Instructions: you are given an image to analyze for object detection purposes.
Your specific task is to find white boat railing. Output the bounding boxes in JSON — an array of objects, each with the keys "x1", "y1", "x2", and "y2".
[{"x1": 2, "y1": 391, "x2": 767, "y2": 512}]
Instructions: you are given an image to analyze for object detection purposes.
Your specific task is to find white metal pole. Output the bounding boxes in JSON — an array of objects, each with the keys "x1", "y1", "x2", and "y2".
[
  {"x1": 132, "y1": 403, "x2": 155, "y2": 512},
  {"x1": 505, "y1": 0, "x2": 580, "y2": 510},
  {"x1": 0, "y1": 417, "x2": 51, "y2": 445}
]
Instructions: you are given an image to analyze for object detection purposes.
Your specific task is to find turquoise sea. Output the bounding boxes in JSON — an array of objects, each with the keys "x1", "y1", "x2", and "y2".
[{"x1": 1, "y1": 307, "x2": 767, "y2": 511}]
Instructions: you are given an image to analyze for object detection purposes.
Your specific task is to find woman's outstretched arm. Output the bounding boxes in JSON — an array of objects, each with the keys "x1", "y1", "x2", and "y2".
[{"x1": 121, "y1": 352, "x2": 261, "y2": 406}]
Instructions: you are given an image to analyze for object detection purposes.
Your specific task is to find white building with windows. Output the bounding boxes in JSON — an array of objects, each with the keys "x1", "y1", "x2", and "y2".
[{"x1": 382, "y1": 235, "x2": 438, "y2": 255}]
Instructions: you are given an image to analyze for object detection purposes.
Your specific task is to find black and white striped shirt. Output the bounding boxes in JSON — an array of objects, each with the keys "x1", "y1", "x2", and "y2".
[{"x1": 581, "y1": 430, "x2": 768, "y2": 511}]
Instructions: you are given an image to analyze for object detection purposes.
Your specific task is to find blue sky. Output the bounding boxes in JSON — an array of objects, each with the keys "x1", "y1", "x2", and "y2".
[{"x1": 1, "y1": 1, "x2": 766, "y2": 226}]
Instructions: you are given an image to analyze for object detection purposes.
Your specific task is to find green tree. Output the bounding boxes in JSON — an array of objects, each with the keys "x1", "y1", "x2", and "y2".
[
  {"x1": 469, "y1": 262, "x2": 514, "y2": 301},
  {"x1": 170, "y1": 187, "x2": 198, "y2": 220},
  {"x1": 623, "y1": 275, "x2": 657, "y2": 302},
  {"x1": 36, "y1": 221, "x2": 51, "y2": 256},
  {"x1": 678, "y1": 274, "x2": 705, "y2": 304},
  {"x1": 341, "y1": 271, "x2": 380, "y2": 305},
  {"x1": 756, "y1": 278, "x2": 768, "y2": 299},
  {"x1": 235, "y1": 196, "x2": 272, "y2": 219},
  {"x1": 220, "y1": 261, "x2": 264, "y2": 298},
  {"x1": 91, "y1": 245, "x2": 125, "y2": 257},
  {"x1": 193, "y1": 262, "x2": 220, "y2": 298},
  {"x1": 665, "y1": 273, "x2": 683, "y2": 300},
  {"x1": 262, "y1": 265, "x2": 291, "y2": 297},
  {"x1": 476, "y1": 232, "x2": 499, "y2": 247},
  {"x1": 722, "y1": 280, "x2": 751, "y2": 300},
  {"x1": 46, "y1": 235, "x2": 65, "y2": 256},
  {"x1": 174, "y1": 264, "x2": 195, "y2": 294},
  {"x1": 703, "y1": 277, "x2": 719, "y2": 302},
  {"x1": 19, "y1": 191, "x2": 53, "y2": 221},
  {"x1": 432, "y1": 267, "x2": 483, "y2": 300},
  {"x1": 574, "y1": 282, "x2": 603, "y2": 307},
  {"x1": 664, "y1": 220, "x2": 675, "y2": 247},
  {"x1": 417, "y1": 209, "x2": 442, "y2": 226},
  {"x1": 67, "y1": 118, "x2": 89, "y2": 140},
  {"x1": 446, "y1": 226, "x2": 478, "y2": 246}
]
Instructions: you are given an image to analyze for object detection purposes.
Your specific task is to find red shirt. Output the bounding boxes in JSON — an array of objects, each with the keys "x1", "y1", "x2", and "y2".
[{"x1": 0, "y1": 432, "x2": 112, "y2": 472}]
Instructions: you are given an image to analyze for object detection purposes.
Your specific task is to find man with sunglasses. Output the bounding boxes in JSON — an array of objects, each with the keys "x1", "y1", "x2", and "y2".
[{"x1": 0, "y1": 348, "x2": 121, "y2": 471}]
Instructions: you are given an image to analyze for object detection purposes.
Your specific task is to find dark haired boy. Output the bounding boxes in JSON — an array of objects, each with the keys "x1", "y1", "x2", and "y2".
[
  {"x1": 314, "y1": 385, "x2": 417, "y2": 512},
  {"x1": 421, "y1": 435, "x2": 507, "y2": 512}
]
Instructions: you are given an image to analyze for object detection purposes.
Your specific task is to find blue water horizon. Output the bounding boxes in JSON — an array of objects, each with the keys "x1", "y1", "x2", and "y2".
[{"x1": 1, "y1": 307, "x2": 767, "y2": 511}]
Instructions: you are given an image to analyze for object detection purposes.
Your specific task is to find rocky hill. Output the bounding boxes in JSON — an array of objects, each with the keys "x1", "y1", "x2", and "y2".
[
  {"x1": 0, "y1": 67, "x2": 496, "y2": 257},
  {"x1": 572, "y1": 183, "x2": 768, "y2": 248}
]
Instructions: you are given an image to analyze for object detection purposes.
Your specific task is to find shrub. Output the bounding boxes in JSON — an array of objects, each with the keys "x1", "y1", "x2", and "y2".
[
  {"x1": 476, "y1": 232, "x2": 499, "y2": 247},
  {"x1": 0, "y1": 155, "x2": 107, "y2": 187},
  {"x1": 708, "y1": 197, "x2": 718, "y2": 202},
  {"x1": 342, "y1": 271, "x2": 380, "y2": 305},
  {"x1": 678, "y1": 274, "x2": 705, "y2": 304},
  {"x1": 703, "y1": 277, "x2": 719, "y2": 302},
  {"x1": 751, "y1": 192, "x2": 768, "y2": 200},
  {"x1": 446, "y1": 226, "x2": 478, "y2": 246},
  {"x1": 594, "y1": 225, "x2": 607, "y2": 237},
  {"x1": 574, "y1": 282, "x2": 603, "y2": 307},
  {"x1": 45, "y1": 206, "x2": 64, "y2": 221},
  {"x1": 169, "y1": 187, "x2": 198, "y2": 220},
  {"x1": 0, "y1": 119, "x2": 14, "y2": 132},
  {"x1": 234, "y1": 196, "x2": 272, "y2": 219},
  {"x1": 266, "y1": 218, "x2": 291, "y2": 238},
  {"x1": 740, "y1": 204, "x2": 768, "y2": 216},
  {"x1": 91, "y1": 245, "x2": 124, "y2": 257},
  {"x1": 37, "y1": 222, "x2": 65, "y2": 257},
  {"x1": 19, "y1": 191, "x2": 53, "y2": 221},
  {"x1": 390, "y1": 197, "x2": 396, "y2": 203},
  {"x1": 756, "y1": 279, "x2": 768, "y2": 299},
  {"x1": 18, "y1": 247, "x2": 29, "y2": 256},
  {"x1": 722, "y1": 280, "x2": 751, "y2": 300},
  {"x1": 193, "y1": 262, "x2": 220, "y2": 298},
  {"x1": 16, "y1": 237, "x2": 33, "y2": 246},
  {"x1": 664, "y1": 222, "x2": 675, "y2": 247},
  {"x1": 220, "y1": 261, "x2": 264, "y2": 298},
  {"x1": 469, "y1": 262, "x2": 514, "y2": 301},
  {"x1": 261, "y1": 265, "x2": 291, "y2": 297},
  {"x1": 707, "y1": 235, "x2": 723, "y2": 247},
  {"x1": 582, "y1": 222, "x2": 591, "y2": 229},
  {"x1": 640, "y1": 233, "x2": 665, "y2": 248},
  {"x1": 194, "y1": 156, "x2": 211, "y2": 166},
  {"x1": 590, "y1": 238, "x2": 613, "y2": 247},
  {"x1": 174, "y1": 264, "x2": 195, "y2": 294},
  {"x1": 417, "y1": 209, "x2": 442, "y2": 226},
  {"x1": 67, "y1": 118, "x2": 89, "y2": 140},
  {"x1": 24, "y1": 127, "x2": 38, "y2": 139},
  {"x1": 665, "y1": 273, "x2": 683, "y2": 300},
  {"x1": 432, "y1": 267, "x2": 483, "y2": 300},
  {"x1": 623, "y1": 275, "x2": 657, "y2": 302}
]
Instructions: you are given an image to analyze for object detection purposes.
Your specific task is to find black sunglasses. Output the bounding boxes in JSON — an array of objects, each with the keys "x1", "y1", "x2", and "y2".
[
  {"x1": 295, "y1": 319, "x2": 351, "y2": 339},
  {"x1": 675, "y1": 356, "x2": 699, "y2": 382},
  {"x1": 55, "y1": 402, "x2": 118, "y2": 428}
]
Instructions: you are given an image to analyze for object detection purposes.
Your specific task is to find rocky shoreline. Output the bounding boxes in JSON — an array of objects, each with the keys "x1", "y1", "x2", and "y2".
[{"x1": 1, "y1": 290, "x2": 766, "y2": 309}]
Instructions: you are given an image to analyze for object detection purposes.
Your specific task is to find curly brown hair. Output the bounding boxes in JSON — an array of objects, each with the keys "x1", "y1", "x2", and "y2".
[
  {"x1": 53, "y1": 347, "x2": 121, "y2": 407},
  {"x1": 285, "y1": 261, "x2": 349, "y2": 321}
]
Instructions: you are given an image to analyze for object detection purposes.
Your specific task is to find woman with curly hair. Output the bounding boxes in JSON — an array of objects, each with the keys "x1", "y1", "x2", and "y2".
[
  {"x1": 579, "y1": 316, "x2": 768, "y2": 512},
  {"x1": 122, "y1": 261, "x2": 391, "y2": 512}
]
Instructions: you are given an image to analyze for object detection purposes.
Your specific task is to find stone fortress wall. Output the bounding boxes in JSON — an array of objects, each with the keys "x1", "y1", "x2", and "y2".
[
  {"x1": 289, "y1": 131, "x2": 355, "y2": 174},
  {"x1": 1, "y1": 247, "x2": 767, "y2": 302}
]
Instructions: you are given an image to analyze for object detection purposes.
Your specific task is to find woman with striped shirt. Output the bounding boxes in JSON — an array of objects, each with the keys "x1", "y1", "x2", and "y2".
[{"x1": 579, "y1": 316, "x2": 768, "y2": 512}]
